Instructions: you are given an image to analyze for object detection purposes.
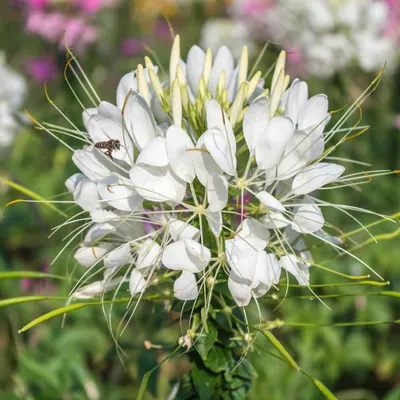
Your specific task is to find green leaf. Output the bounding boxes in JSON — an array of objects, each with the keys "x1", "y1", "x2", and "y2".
[
  {"x1": 196, "y1": 324, "x2": 218, "y2": 361},
  {"x1": 312, "y1": 379, "x2": 337, "y2": 400},
  {"x1": 137, "y1": 346, "x2": 181, "y2": 400},
  {"x1": 0, "y1": 296, "x2": 56, "y2": 308},
  {"x1": 262, "y1": 330, "x2": 300, "y2": 371},
  {"x1": 0, "y1": 176, "x2": 68, "y2": 217},
  {"x1": 203, "y1": 346, "x2": 227, "y2": 373},
  {"x1": 233, "y1": 359, "x2": 258, "y2": 380},
  {"x1": 191, "y1": 363, "x2": 219, "y2": 400},
  {"x1": 18, "y1": 303, "x2": 87, "y2": 333},
  {"x1": 0, "y1": 271, "x2": 70, "y2": 281}
]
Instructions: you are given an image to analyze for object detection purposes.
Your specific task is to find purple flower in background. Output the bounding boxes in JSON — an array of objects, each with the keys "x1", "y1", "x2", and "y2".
[
  {"x1": 154, "y1": 20, "x2": 171, "y2": 41},
  {"x1": 21, "y1": 260, "x2": 55, "y2": 295},
  {"x1": 25, "y1": 56, "x2": 58, "y2": 83},
  {"x1": 121, "y1": 38, "x2": 144, "y2": 57}
]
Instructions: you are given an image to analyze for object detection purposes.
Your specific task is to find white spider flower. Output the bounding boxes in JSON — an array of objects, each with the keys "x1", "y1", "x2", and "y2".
[
  {"x1": 230, "y1": 0, "x2": 397, "y2": 77},
  {"x1": 0, "y1": 51, "x2": 27, "y2": 148},
  {"x1": 44, "y1": 38, "x2": 393, "y2": 312}
]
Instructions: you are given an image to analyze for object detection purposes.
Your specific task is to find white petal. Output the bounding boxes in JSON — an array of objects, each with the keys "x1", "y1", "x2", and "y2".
[
  {"x1": 207, "y1": 174, "x2": 228, "y2": 212},
  {"x1": 98, "y1": 101, "x2": 121, "y2": 121},
  {"x1": 292, "y1": 199, "x2": 324, "y2": 234},
  {"x1": 65, "y1": 173, "x2": 85, "y2": 193},
  {"x1": 305, "y1": 125, "x2": 327, "y2": 161},
  {"x1": 255, "y1": 116, "x2": 294, "y2": 170},
  {"x1": 136, "y1": 137, "x2": 168, "y2": 167},
  {"x1": 206, "y1": 100, "x2": 236, "y2": 153},
  {"x1": 137, "y1": 239, "x2": 161, "y2": 269},
  {"x1": 253, "y1": 252, "x2": 281, "y2": 286},
  {"x1": 90, "y1": 209, "x2": 118, "y2": 223},
  {"x1": 82, "y1": 108, "x2": 97, "y2": 131},
  {"x1": 186, "y1": 46, "x2": 205, "y2": 97},
  {"x1": 225, "y1": 239, "x2": 257, "y2": 284},
  {"x1": 104, "y1": 243, "x2": 133, "y2": 268},
  {"x1": 168, "y1": 219, "x2": 200, "y2": 241},
  {"x1": 227, "y1": 66, "x2": 239, "y2": 103},
  {"x1": 74, "y1": 243, "x2": 113, "y2": 268},
  {"x1": 129, "y1": 164, "x2": 186, "y2": 203},
  {"x1": 276, "y1": 130, "x2": 312, "y2": 180},
  {"x1": 262, "y1": 212, "x2": 290, "y2": 229},
  {"x1": 73, "y1": 148, "x2": 114, "y2": 182},
  {"x1": 192, "y1": 133, "x2": 221, "y2": 186},
  {"x1": 298, "y1": 94, "x2": 329, "y2": 133},
  {"x1": 280, "y1": 255, "x2": 310, "y2": 286},
  {"x1": 129, "y1": 269, "x2": 147, "y2": 295},
  {"x1": 243, "y1": 97, "x2": 270, "y2": 155},
  {"x1": 73, "y1": 179, "x2": 102, "y2": 212},
  {"x1": 83, "y1": 222, "x2": 115, "y2": 245},
  {"x1": 98, "y1": 175, "x2": 143, "y2": 212},
  {"x1": 174, "y1": 271, "x2": 198, "y2": 301},
  {"x1": 117, "y1": 71, "x2": 137, "y2": 109},
  {"x1": 228, "y1": 274, "x2": 252, "y2": 307},
  {"x1": 256, "y1": 191, "x2": 285, "y2": 212},
  {"x1": 203, "y1": 128, "x2": 236, "y2": 176},
  {"x1": 237, "y1": 218, "x2": 270, "y2": 250},
  {"x1": 292, "y1": 163, "x2": 345, "y2": 195},
  {"x1": 205, "y1": 210, "x2": 223, "y2": 237},
  {"x1": 165, "y1": 125, "x2": 196, "y2": 182},
  {"x1": 124, "y1": 91, "x2": 157, "y2": 151},
  {"x1": 267, "y1": 253, "x2": 281, "y2": 284},
  {"x1": 73, "y1": 278, "x2": 122, "y2": 299},
  {"x1": 209, "y1": 46, "x2": 234, "y2": 96},
  {"x1": 285, "y1": 79, "x2": 309, "y2": 124},
  {"x1": 162, "y1": 240, "x2": 211, "y2": 273}
]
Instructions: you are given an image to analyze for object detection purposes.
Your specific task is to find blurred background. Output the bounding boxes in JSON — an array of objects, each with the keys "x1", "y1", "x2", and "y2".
[{"x1": 0, "y1": 0, "x2": 399, "y2": 399}]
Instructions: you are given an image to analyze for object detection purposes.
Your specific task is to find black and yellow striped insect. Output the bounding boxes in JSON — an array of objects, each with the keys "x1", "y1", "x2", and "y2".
[{"x1": 94, "y1": 139, "x2": 121, "y2": 160}]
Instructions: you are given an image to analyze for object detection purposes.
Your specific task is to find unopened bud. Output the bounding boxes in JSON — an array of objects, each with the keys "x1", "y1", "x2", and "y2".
[
  {"x1": 271, "y1": 50, "x2": 286, "y2": 92},
  {"x1": 238, "y1": 46, "x2": 248, "y2": 87},
  {"x1": 169, "y1": 35, "x2": 180, "y2": 83},
  {"x1": 203, "y1": 48, "x2": 213, "y2": 87},
  {"x1": 137, "y1": 64, "x2": 151, "y2": 106},
  {"x1": 171, "y1": 78, "x2": 182, "y2": 126},
  {"x1": 148, "y1": 68, "x2": 164, "y2": 104}
]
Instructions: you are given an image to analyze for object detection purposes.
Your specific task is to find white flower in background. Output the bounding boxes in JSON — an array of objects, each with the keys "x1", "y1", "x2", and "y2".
[
  {"x1": 200, "y1": 19, "x2": 256, "y2": 60},
  {"x1": 230, "y1": 0, "x2": 397, "y2": 77},
  {"x1": 0, "y1": 51, "x2": 27, "y2": 147},
  {"x1": 42, "y1": 35, "x2": 391, "y2": 312}
]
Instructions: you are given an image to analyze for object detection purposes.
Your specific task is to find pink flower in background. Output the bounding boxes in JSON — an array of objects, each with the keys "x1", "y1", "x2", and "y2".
[
  {"x1": 25, "y1": 56, "x2": 58, "y2": 83},
  {"x1": 394, "y1": 115, "x2": 400, "y2": 130},
  {"x1": 121, "y1": 38, "x2": 144, "y2": 57},
  {"x1": 241, "y1": 0, "x2": 274, "y2": 15},
  {"x1": 60, "y1": 17, "x2": 98, "y2": 52},
  {"x1": 384, "y1": 0, "x2": 400, "y2": 43},
  {"x1": 26, "y1": 11, "x2": 66, "y2": 43},
  {"x1": 77, "y1": 0, "x2": 115, "y2": 14},
  {"x1": 22, "y1": 0, "x2": 112, "y2": 53},
  {"x1": 286, "y1": 45, "x2": 308, "y2": 78}
]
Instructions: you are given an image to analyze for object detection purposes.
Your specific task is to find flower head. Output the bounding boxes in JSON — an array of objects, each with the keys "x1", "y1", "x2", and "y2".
[{"x1": 43, "y1": 37, "x2": 392, "y2": 314}]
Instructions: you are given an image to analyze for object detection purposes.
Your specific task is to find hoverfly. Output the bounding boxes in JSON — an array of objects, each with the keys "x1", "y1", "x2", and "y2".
[{"x1": 94, "y1": 139, "x2": 121, "y2": 160}]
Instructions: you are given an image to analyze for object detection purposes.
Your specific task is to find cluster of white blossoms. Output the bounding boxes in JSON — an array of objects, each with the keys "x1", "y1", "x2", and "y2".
[
  {"x1": 230, "y1": 0, "x2": 397, "y2": 77},
  {"x1": 56, "y1": 36, "x2": 386, "y2": 307},
  {"x1": 0, "y1": 51, "x2": 27, "y2": 148}
]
